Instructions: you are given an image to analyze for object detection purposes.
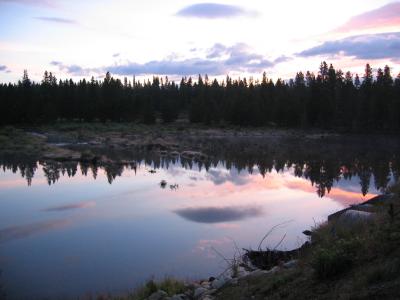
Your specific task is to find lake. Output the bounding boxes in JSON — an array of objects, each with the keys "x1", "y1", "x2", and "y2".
[{"x1": 0, "y1": 134, "x2": 399, "y2": 299}]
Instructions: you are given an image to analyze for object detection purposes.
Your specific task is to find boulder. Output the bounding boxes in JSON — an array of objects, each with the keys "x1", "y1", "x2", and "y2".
[
  {"x1": 181, "y1": 151, "x2": 207, "y2": 161},
  {"x1": 283, "y1": 259, "x2": 298, "y2": 269},
  {"x1": 211, "y1": 277, "x2": 227, "y2": 289},
  {"x1": 227, "y1": 277, "x2": 238, "y2": 285},
  {"x1": 148, "y1": 290, "x2": 168, "y2": 300},
  {"x1": 170, "y1": 294, "x2": 188, "y2": 300},
  {"x1": 194, "y1": 287, "x2": 208, "y2": 299},
  {"x1": 200, "y1": 295, "x2": 214, "y2": 300},
  {"x1": 42, "y1": 148, "x2": 81, "y2": 161},
  {"x1": 80, "y1": 151, "x2": 97, "y2": 162},
  {"x1": 338, "y1": 209, "x2": 374, "y2": 225}
]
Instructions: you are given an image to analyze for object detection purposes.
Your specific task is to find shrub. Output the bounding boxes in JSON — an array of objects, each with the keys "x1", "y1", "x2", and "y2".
[{"x1": 311, "y1": 238, "x2": 361, "y2": 279}]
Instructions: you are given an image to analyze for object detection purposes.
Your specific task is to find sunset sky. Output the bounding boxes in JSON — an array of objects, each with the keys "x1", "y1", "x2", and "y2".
[{"x1": 0, "y1": 0, "x2": 399, "y2": 82}]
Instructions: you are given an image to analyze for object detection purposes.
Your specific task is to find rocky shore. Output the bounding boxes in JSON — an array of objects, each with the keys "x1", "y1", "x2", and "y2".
[{"x1": 136, "y1": 192, "x2": 397, "y2": 300}]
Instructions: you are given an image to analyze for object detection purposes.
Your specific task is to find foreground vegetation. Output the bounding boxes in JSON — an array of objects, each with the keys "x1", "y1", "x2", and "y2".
[{"x1": 1, "y1": 62, "x2": 399, "y2": 131}]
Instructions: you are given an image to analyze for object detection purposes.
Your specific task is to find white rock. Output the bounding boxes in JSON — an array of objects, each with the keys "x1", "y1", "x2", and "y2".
[
  {"x1": 268, "y1": 266, "x2": 280, "y2": 274},
  {"x1": 206, "y1": 289, "x2": 217, "y2": 295},
  {"x1": 245, "y1": 269, "x2": 271, "y2": 278},
  {"x1": 283, "y1": 259, "x2": 298, "y2": 269},
  {"x1": 211, "y1": 277, "x2": 226, "y2": 289},
  {"x1": 236, "y1": 266, "x2": 250, "y2": 278},
  {"x1": 200, "y1": 296, "x2": 214, "y2": 300},
  {"x1": 338, "y1": 209, "x2": 374, "y2": 224},
  {"x1": 201, "y1": 281, "x2": 211, "y2": 288},
  {"x1": 170, "y1": 294, "x2": 187, "y2": 300},
  {"x1": 194, "y1": 287, "x2": 208, "y2": 299},
  {"x1": 148, "y1": 290, "x2": 168, "y2": 300}
]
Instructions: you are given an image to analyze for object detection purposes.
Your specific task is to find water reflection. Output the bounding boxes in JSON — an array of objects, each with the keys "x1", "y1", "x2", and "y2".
[
  {"x1": 0, "y1": 138, "x2": 397, "y2": 299},
  {"x1": 0, "y1": 219, "x2": 70, "y2": 244},
  {"x1": 174, "y1": 205, "x2": 263, "y2": 223},
  {"x1": 0, "y1": 144, "x2": 398, "y2": 197},
  {"x1": 43, "y1": 201, "x2": 96, "y2": 212}
]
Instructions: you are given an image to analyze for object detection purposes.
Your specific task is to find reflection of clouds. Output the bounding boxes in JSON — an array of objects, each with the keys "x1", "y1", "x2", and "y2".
[
  {"x1": 213, "y1": 223, "x2": 240, "y2": 229},
  {"x1": 285, "y1": 180, "x2": 376, "y2": 207},
  {"x1": 174, "y1": 205, "x2": 263, "y2": 223},
  {"x1": 206, "y1": 168, "x2": 250, "y2": 186},
  {"x1": 43, "y1": 201, "x2": 96, "y2": 212},
  {"x1": 0, "y1": 177, "x2": 47, "y2": 189},
  {"x1": 0, "y1": 219, "x2": 71, "y2": 243},
  {"x1": 193, "y1": 237, "x2": 232, "y2": 258}
]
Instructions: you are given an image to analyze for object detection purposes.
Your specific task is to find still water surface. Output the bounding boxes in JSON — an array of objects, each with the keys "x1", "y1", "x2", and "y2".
[{"x1": 0, "y1": 145, "x2": 397, "y2": 299}]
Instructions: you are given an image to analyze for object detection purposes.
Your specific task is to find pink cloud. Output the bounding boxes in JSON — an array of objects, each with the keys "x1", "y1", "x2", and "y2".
[{"x1": 336, "y1": 2, "x2": 400, "y2": 33}]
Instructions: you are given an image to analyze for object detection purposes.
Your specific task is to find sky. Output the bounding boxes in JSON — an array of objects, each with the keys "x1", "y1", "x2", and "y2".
[{"x1": 0, "y1": 0, "x2": 399, "y2": 83}]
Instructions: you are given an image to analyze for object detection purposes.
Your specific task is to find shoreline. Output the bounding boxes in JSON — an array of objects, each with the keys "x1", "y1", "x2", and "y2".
[
  {"x1": 2, "y1": 192, "x2": 390, "y2": 300},
  {"x1": 98, "y1": 192, "x2": 398, "y2": 300}
]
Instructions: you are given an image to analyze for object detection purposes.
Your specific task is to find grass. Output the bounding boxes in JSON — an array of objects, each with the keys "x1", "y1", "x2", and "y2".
[
  {"x1": 95, "y1": 277, "x2": 187, "y2": 300},
  {"x1": 0, "y1": 126, "x2": 48, "y2": 155}
]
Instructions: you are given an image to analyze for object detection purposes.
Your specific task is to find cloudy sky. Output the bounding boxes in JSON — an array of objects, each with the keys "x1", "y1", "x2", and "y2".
[{"x1": 0, "y1": 0, "x2": 399, "y2": 82}]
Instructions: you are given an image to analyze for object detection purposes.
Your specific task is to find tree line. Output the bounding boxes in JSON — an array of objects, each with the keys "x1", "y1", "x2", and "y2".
[{"x1": 0, "y1": 62, "x2": 399, "y2": 131}]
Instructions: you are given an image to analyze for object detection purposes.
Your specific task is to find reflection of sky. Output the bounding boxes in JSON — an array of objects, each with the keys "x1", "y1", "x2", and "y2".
[{"x1": 0, "y1": 162, "x2": 378, "y2": 299}]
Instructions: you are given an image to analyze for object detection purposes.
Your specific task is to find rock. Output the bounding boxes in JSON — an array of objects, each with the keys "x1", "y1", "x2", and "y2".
[
  {"x1": 338, "y1": 209, "x2": 374, "y2": 225},
  {"x1": 170, "y1": 151, "x2": 180, "y2": 157},
  {"x1": 268, "y1": 266, "x2": 280, "y2": 274},
  {"x1": 88, "y1": 140, "x2": 102, "y2": 146},
  {"x1": 42, "y1": 148, "x2": 81, "y2": 161},
  {"x1": 28, "y1": 132, "x2": 47, "y2": 139},
  {"x1": 99, "y1": 155, "x2": 114, "y2": 164},
  {"x1": 148, "y1": 290, "x2": 168, "y2": 300},
  {"x1": 170, "y1": 294, "x2": 188, "y2": 300},
  {"x1": 246, "y1": 269, "x2": 270, "y2": 278},
  {"x1": 200, "y1": 281, "x2": 211, "y2": 288},
  {"x1": 206, "y1": 289, "x2": 217, "y2": 295},
  {"x1": 160, "y1": 180, "x2": 167, "y2": 188},
  {"x1": 283, "y1": 259, "x2": 298, "y2": 269},
  {"x1": 147, "y1": 138, "x2": 177, "y2": 151},
  {"x1": 211, "y1": 277, "x2": 226, "y2": 289},
  {"x1": 200, "y1": 295, "x2": 214, "y2": 300},
  {"x1": 80, "y1": 151, "x2": 97, "y2": 162},
  {"x1": 208, "y1": 276, "x2": 216, "y2": 282},
  {"x1": 228, "y1": 277, "x2": 238, "y2": 285},
  {"x1": 353, "y1": 203, "x2": 375, "y2": 212},
  {"x1": 194, "y1": 287, "x2": 208, "y2": 299},
  {"x1": 329, "y1": 194, "x2": 394, "y2": 222},
  {"x1": 181, "y1": 151, "x2": 207, "y2": 161},
  {"x1": 236, "y1": 266, "x2": 250, "y2": 278},
  {"x1": 302, "y1": 230, "x2": 312, "y2": 236},
  {"x1": 119, "y1": 160, "x2": 137, "y2": 166}
]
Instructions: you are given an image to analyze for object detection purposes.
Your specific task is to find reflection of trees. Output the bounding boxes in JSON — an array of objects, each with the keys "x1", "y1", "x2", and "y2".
[
  {"x1": 104, "y1": 164, "x2": 124, "y2": 184},
  {"x1": 0, "y1": 156, "x2": 38, "y2": 186},
  {"x1": 0, "y1": 137, "x2": 399, "y2": 197}
]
